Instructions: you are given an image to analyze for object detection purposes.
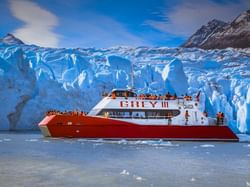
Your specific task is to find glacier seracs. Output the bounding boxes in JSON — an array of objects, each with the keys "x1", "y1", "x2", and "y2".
[{"x1": 0, "y1": 43, "x2": 249, "y2": 133}]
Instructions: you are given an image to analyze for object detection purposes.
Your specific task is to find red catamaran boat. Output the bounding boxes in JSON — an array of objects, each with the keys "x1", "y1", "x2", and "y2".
[{"x1": 39, "y1": 89, "x2": 238, "y2": 141}]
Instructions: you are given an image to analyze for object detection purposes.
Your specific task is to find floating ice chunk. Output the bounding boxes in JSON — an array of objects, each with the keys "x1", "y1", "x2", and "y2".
[
  {"x1": 50, "y1": 137, "x2": 61, "y2": 140},
  {"x1": 94, "y1": 143, "x2": 103, "y2": 146},
  {"x1": 120, "y1": 170, "x2": 130, "y2": 176},
  {"x1": 118, "y1": 139, "x2": 128, "y2": 145},
  {"x1": 43, "y1": 140, "x2": 50, "y2": 143},
  {"x1": 78, "y1": 138, "x2": 105, "y2": 144},
  {"x1": 158, "y1": 141, "x2": 179, "y2": 147},
  {"x1": 3, "y1": 138, "x2": 11, "y2": 141},
  {"x1": 243, "y1": 144, "x2": 250, "y2": 148},
  {"x1": 128, "y1": 140, "x2": 179, "y2": 147},
  {"x1": 133, "y1": 175, "x2": 144, "y2": 181},
  {"x1": 95, "y1": 138, "x2": 104, "y2": 143},
  {"x1": 237, "y1": 134, "x2": 250, "y2": 142},
  {"x1": 25, "y1": 139, "x2": 38, "y2": 142},
  {"x1": 77, "y1": 139, "x2": 86, "y2": 142},
  {"x1": 247, "y1": 181, "x2": 250, "y2": 187},
  {"x1": 135, "y1": 176, "x2": 143, "y2": 181},
  {"x1": 200, "y1": 144, "x2": 215, "y2": 148},
  {"x1": 190, "y1": 177, "x2": 196, "y2": 182},
  {"x1": 77, "y1": 139, "x2": 179, "y2": 147},
  {"x1": 64, "y1": 140, "x2": 74, "y2": 143}
]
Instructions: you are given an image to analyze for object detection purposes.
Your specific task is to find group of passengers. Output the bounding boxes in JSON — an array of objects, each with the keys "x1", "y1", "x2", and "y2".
[
  {"x1": 137, "y1": 92, "x2": 178, "y2": 100},
  {"x1": 110, "y1": 91, "x2": 193, "y2": 101},
  {"x1": 46, "y1": 110, "x2": 87, "y2": 116}
]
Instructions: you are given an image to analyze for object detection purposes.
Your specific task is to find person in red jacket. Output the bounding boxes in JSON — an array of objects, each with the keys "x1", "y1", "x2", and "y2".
[{"x1": 185, "y1": 110, "x2": 190, "y2": 125}]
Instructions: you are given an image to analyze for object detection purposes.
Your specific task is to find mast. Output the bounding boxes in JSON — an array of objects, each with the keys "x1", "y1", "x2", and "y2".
[{"x1": 129, "y1": 60, "x2": 134, "y2": 90}]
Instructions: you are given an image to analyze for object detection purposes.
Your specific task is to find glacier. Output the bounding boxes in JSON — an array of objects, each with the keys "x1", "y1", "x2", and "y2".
[{"x1": 0, "y1": 42, "x2": 249, "y2": 133}]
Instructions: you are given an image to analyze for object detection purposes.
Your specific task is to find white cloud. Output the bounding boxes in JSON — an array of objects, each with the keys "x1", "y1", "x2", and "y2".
[
  {"x1": 146, "y1": 0, "x2": 250, "y2": 37},
  {"x1": 9, "y1": 0, "x2": 146, "y2": 48},
  {"x1": 9, "y1": 0, "x2": 59, "y2": 47}
]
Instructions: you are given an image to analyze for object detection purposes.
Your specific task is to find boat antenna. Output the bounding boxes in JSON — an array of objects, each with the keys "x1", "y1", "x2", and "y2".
[{"x1": 129, "y1": 60, "x2": 134, "y2": 90}]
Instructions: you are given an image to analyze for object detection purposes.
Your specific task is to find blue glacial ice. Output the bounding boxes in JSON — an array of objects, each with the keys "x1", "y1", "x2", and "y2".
[{"x1": 0, "y1": 42, "x2": 249, "y2": 133}]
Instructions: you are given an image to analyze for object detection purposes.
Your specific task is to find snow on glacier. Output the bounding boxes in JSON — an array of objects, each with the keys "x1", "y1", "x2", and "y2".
[{"x1": 0, "y1": 43, "x2": 249, "y2": 133}]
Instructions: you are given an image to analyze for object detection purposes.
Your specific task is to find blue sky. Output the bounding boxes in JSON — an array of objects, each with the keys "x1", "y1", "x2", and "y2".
[{"x1": 0, "y1": 0, "x2": 249, "y2": 48}]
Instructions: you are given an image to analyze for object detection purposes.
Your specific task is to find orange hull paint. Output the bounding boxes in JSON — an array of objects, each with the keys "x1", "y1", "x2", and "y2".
[{"x1": 39, "y1": 115, "x2": 239, "y2": 141}]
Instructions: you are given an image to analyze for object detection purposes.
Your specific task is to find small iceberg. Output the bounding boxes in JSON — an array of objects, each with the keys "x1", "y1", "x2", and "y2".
[
  {"x1": 200, "y1": 144, "x2": 215, "y2": 148},
  {"x1": 25, "y1": 139, "x2": 38, "y2": 142},
  {"x1": 120, "y1": 170, "x2": 130, "y2": 176}
]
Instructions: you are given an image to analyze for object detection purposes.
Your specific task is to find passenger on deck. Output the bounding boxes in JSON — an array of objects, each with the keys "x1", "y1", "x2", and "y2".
[
  {"x1": 184, "y1": 93, "x2": 188, "y2": 100},
  {"x1": 166, "y1": 112, "x2": 172, "y2": 125},
  {"x1": 184, "y1": 94, "x2": 192, "y2": 101},
  {"x1": 111, "y1": 92, "x2": 116, "y2": 99},
  {"x1": 216, "y1": 112, "x2": 224, "y2": 125},
  {"x1": 159, "y1": 94, "x2": 163, "y2": 100},
  {"x1": 141, "y1": 94, "x2": 145, "y2": 100},
  {"x1": 165, "y1": 92, "x2": 171, "y2": 100},
  {"x1": 185, "y1": 110, "x2": 190, "y2": 125},
  {"x1": 149, "y1": 94, "x2": 156, "y2": 100},
  {"x1": 124, "y1": 92, "x2": 128, "y2": 98},
  {"x1": 221, "y1": 112, "x2": 224, "y2": 124},
  {"x1": 152, "y1": 95, "x2": 157, "y2": 100}
]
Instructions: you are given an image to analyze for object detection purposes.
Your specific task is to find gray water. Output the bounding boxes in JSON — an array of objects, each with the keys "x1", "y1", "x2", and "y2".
[{"x1": 0, "y1": 132, "x2": 250, "y2": 187}]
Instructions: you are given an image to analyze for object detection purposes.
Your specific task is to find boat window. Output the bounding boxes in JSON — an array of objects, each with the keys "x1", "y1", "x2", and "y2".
[
  {"x1": 110, "y1": 90, "x2": 136, "y2": 97},
  {"x1": 132, "y1": 111, "x2": 145, "y2": 118},
  {"x1": 127, "y1": 91, "x2": 136, "y2": 97},
  {"x1": 145, "y1": 110, "x2": 180, "y2": 118},
  {"x1": 115, "y1": 91, "x2": 124, "y2": 97},
  {"x1": 98, "y1": 109, "x2": 180, "y2": 119}
]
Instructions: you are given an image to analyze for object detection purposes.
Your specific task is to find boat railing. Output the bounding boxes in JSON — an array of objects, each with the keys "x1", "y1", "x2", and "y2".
[
  {"x1": 108, "y1": 96, "x2": 182, "y2": 101},
  {"x1": 45, "y1": 110, "x2": 87, "y2": 116}
]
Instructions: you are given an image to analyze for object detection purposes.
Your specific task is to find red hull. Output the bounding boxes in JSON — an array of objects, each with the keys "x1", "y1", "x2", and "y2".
[{"x1": 39, "y1": 115, "x2": 239, "y2": 141}]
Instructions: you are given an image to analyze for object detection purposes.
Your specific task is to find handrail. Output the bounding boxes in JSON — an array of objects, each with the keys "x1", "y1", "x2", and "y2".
[{"x1": 107, "y1": 96, "x2": 180, "y2": 101}]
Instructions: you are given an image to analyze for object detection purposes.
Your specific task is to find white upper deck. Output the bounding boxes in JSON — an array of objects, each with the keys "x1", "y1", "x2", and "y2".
[{"x1": 88, "y1": 89, "x2": 212, "y2": 126}]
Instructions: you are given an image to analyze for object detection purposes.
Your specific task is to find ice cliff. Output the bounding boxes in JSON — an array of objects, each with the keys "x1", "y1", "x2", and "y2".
[{"x1": 0, "y1": 38, "x2": 249, "y2": 133}]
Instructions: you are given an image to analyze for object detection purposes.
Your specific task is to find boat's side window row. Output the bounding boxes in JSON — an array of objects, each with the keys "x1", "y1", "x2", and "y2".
[{"x1": 98, "y1": 109, "x2": 180, "y2": 119}]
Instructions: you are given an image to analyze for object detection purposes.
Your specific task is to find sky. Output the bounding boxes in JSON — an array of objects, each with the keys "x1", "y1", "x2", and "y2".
[{"x1": 0, "y1": 0, "x2": 249, "y2": 48}]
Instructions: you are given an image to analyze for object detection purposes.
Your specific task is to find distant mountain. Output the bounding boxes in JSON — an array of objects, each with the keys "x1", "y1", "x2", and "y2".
[
  {"x1": 0, "y1": 33, "x2": 24, "y2": 45},
  {"x1": 181, "y1": 19, "x2": 227, "y2": 48},
  {"x1": 182, "y1": 10, "x2": 250, "y2": 49}
]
